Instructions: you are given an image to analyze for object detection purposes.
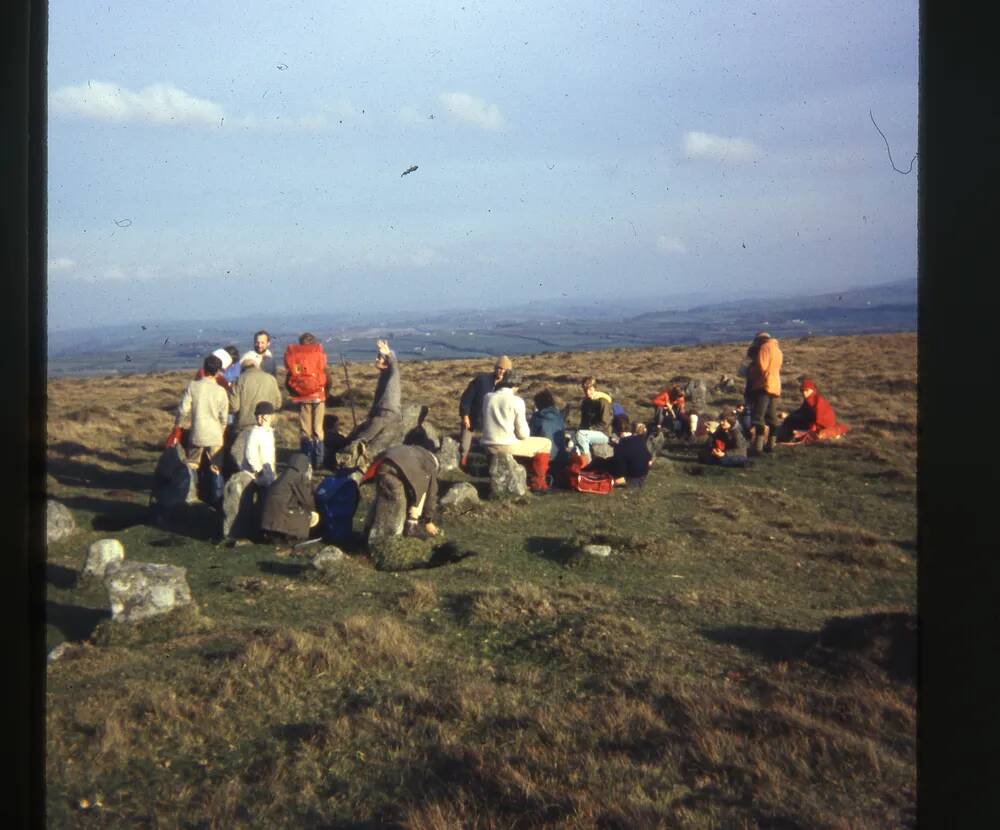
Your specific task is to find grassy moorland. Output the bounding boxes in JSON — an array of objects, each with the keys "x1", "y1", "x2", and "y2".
[{"x1": 45, "y1": 332, "x2": 916, "y2": 829}]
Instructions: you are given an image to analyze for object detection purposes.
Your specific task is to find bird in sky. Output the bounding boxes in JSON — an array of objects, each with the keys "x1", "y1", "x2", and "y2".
[{"x1": 401, "y1": 165, "x2": 418, "y2": 177}]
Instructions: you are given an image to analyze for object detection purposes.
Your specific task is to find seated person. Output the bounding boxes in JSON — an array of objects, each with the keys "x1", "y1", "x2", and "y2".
[
  {"x1": 651, "y1": 384, "x2": 698, "y2": 438},
  {"x1": 528, "y1": 388, "x2": 568, "y2": 459},
  {"x1": 609, "y1": 419, "x2": 654, "y2": 488},
  {"x1": 699, "y1": 409, "x2": 750, "y2": 467},
  {"x1": 260, "y1": 453, "x2": 319, "y2": 543},
  {"x1": 572, "y1": 376, "x2": 613, "y2": 461},
  {"x1": 480, "y1": 371, "x2": 552, "y2": 458},
  {"x1": 776, "y1": 378, "x2": 848, "y2": 443},
  {"x1": 362, "y1": 444, "x2": 440, "y2": 542},
  {"x1": 236, "y1": 401, "x2": 278, "y2": 486}
]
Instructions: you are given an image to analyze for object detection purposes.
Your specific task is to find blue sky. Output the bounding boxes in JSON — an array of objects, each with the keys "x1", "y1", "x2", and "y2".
[{"x1": 47, "y1": 0, "x2": 918, "y2": 331}]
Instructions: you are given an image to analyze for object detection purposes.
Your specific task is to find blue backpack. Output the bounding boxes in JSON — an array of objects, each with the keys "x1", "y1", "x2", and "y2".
[
  {"x1": 611, "y1": 402, "x2": 627, "y2": 419},
  {"x1": 314, "y1": 471, "x2": 360, "y2": 542}
]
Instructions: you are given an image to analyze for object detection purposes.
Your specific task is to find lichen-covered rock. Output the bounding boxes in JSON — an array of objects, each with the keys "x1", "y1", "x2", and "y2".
[
  {"x1": 582, "y1": 544, "x2": 613, "y2": 558},
  {"x1": 440, "y1": 482, "x2": 480, "y2": 512},
  {"x1": 46, "y1": 500, "x2": 76, "y2": 544},
  {"x1": 103, "y1": 561, "x2": 193, "y2": 623},
  {"x1": 83, "y1": 539, "x2": 125, "y2": 579},
  {"x1": 370, "y1": 535, "x2": 435, "y2": 572},
  {"x1": 488, "y1": 453, "x2": 527, "y2": 500},
  {"x1": 435, "y1": 435, "x2": 461, "y2": 473},
  {"x1": 151, "y1": 445, "x2": 198, "y2": 511},
  {"x1": 684, "y1": 378, "x2": 709, "y2": 412},
  {"x1": 222, "y1": 470, "x2": 258, "y2": 539},
  {"x1": 312, "y1": 546, "x2": 347, "y2": 572}
]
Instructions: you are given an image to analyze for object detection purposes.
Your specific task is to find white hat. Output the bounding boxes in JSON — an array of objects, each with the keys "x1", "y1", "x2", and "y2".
[
  {"x1": 211, "y1": 348, "x2": 233, "y2": 369},
  {"x1": 239, "y1": 350, "x2": 263, "y2": 367}
]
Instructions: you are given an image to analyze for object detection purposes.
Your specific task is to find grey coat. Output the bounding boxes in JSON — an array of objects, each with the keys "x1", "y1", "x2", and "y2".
[
  {"x1": 260, "y1": 453, "x2": 314, "y2": 539},
  {"x1": 370, "y1": 351, "x2": 401, "y2": 417}
]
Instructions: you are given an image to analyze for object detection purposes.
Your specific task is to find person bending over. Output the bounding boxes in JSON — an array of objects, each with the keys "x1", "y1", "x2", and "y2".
[{"x1": 362, "y1": 444, "x2": 441, "y2": 543}]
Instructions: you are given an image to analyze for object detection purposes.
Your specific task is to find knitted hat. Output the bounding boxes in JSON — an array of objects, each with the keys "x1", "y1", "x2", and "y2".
[
  {"x1": 254, "y1": 401, "x2": 275, "y2": 416},
  {"x1": 211, "y1": 348, "x2": 233, "y2": 370},
  {"x1": 495, "y1": 355, "x2": 513, "y2": 370}
]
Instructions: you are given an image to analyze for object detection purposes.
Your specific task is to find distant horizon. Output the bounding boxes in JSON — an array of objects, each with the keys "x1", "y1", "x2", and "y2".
[{"x1": 47, "y1": 274, "x2": 916, "y2": 338}]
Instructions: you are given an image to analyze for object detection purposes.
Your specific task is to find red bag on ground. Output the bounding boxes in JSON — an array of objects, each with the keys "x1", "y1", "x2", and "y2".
[
  {"x1": 574, "y1": 471, "x2": 614, "y2": 495},
  {"x1": 164, "y1": 426, "x2": 185, "y2": 449}
]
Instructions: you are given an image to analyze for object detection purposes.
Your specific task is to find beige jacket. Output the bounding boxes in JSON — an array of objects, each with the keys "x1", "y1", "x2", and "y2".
[
  {"x1": 228, "y1": 366, "x2": 283, "y2": 432},
  {"x1": 177, "y1": 377, "x2": 229, "y2": 447}
]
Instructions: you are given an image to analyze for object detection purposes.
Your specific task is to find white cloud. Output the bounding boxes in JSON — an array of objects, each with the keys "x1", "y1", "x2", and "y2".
[
  {"x1": 47, "y1": 257, "x2": 76, "y2": 272},
  {"x1": 656, "y1": 235, "x2": 687, "y2": 255},
  {"x1": 682, "y1": 131, "x2": 760, "y2": 164},
  {"x1": 51, "y1": 81, "x2": 225, "y2": 126},
  {"x1": 438, "y1": 92, "x2": 504, "y2": 131}
]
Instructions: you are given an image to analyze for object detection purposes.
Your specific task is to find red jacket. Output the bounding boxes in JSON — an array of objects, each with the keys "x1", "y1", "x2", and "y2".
[
  {"x1": 800, "y1": 379, "x2": 837, "y2": 432},
  {"x1": 284, "y1": 343, "x2": 327, "y2": 402}
]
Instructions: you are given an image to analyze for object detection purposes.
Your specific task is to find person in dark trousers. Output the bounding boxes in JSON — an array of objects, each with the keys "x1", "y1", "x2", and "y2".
[
  {"x1": 260, "y1": 453, "x2": 319, "y2": 543},
  {"x1": 609, "y1": 418, "x2": 654, "y2": 487},
  {"x1": 343, "y1": 340, "x2": 403, "y2": 465},
  {"x1": 746, "y1": 331, "x2": 783, "y2": 455},
  {"x1": 362, "y1": 444, "x2": 441, "y2": 541},
  {"x1": 458, "y1": 355, "x2": 512, "y2": 466},
  {"x1": 700, "y1": 409, "x2": 750, "y2": 467}
]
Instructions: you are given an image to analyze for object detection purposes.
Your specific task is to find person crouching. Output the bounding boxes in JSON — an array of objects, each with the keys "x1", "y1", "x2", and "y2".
[
  {"x1": 362, "y1": 444, "x2": 441, "y2": 544},
  {"x1": 260, "y1": 452, "x2": 320, "y2": 545}
]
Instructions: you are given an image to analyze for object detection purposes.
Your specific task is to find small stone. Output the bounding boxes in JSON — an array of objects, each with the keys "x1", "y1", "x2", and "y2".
[
  {"x1": 582, "y1": 544, "x2": 613, "y2": 558},
  {"x1": 46, "y1": 500, "x2": 77, "y2": 544},
  {"x1": 440, "y1": 482, "x2": 480, "y2": 511},
  {"x1": 435, "y1": 435, "x2": 461, "y2": 472},
  {"x1": 591, "y1": 442, "x2": 614, "y2": 460},
  {"x1": 47, "y1": 642, "x2": 73, "y2": 663},
  {"x1": 83, "y1": 539, "x2": 125, "y2": 579},
  {"x1": 312, "y1": 546, "x2": 347, "y2": 572}
]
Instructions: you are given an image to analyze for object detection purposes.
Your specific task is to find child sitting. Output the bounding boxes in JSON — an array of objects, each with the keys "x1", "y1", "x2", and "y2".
[{"x1": 699, "y1": 409, "x2": 750, "y2": 468}]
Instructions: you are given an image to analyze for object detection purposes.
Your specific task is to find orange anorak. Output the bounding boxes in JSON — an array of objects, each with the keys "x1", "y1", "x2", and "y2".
[{"x1": 750, "y1": 337, "x2": 783, "y2": 396}]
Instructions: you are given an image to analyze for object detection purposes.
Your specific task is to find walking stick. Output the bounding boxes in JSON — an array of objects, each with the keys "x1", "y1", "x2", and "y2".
[{"x1": 339, "y1": 353, "x2": 358, "y2": 429}]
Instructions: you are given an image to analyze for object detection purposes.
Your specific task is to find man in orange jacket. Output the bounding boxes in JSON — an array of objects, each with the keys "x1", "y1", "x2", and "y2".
[
  {"x1": 284, "y1": 332, "x2": 329, "y2": 470},
  {"x1": 746, "y1": 331, "x2": 783, "y2": 455}
]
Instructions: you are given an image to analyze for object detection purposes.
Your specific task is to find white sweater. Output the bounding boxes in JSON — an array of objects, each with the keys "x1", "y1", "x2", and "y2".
[
  {"x1": 481, "y1": 388, "x2": 530, "y2": 446},
  {"x1": 242, "y1": 425, "x2": 276, "y2": 485}
]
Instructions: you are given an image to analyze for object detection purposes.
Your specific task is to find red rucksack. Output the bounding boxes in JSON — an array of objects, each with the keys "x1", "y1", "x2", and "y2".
[
  {"x1": 565, "y1": 453, "x2": 614, "y2": 494},
  {"x1": 284, "y1": 343, "x2": 327, "y2": 400}
]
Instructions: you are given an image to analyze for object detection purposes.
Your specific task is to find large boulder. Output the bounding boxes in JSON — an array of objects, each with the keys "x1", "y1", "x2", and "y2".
[
  {"x1": 684, "y1": 378, "x2": 709, "y2": 412},
  {"x1": 440, "y1": 482, "x2": 480, "y2": 512},
  {"x1": 488, "y1": 453, "x2": 527, "y2": 500},
  {"x1": 364, "y1": 474, "x2": 408, "y2": 547},
  {"x1": 435, "y1": 436, "x2": 461, "y2": 473},
  {"x1": 151, "y1": 445, "x2": 197, "y2": 511},
  {"x1": 46, "y1": 500, "x2": 76, "y2": 544},
  {"x1": 103, "y1": 561, "x2": 193, "y2": 623},
  {"x1": 222, "y1": 471, "x2": 258, "y2": 539},
  {"x1": 83, "y1": 539, "x2": 125, "y2": 579}
]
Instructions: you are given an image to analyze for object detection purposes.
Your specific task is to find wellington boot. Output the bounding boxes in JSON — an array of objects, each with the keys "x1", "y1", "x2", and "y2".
[
  {"x1": 751, "y1": 432, "x2": 765, "y2": 456},
  {"x1": 764, "y1": 429, "x2": 776, "y2": 454}
]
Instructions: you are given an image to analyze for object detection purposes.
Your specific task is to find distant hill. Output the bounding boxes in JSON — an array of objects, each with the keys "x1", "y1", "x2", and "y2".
[{"x1": 47, "y1": 279, "x2": 916, "y2": 378}]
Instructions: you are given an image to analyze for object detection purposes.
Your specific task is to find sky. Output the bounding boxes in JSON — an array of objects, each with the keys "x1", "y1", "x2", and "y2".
[{"x1": 47, "y1": 0, "x2": 918, "y2": 332}]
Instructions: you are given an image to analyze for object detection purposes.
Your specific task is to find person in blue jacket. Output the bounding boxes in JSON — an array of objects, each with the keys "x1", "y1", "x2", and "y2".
[{"x1": 528, "y1": 388, "x2": 567, "y2": 459}]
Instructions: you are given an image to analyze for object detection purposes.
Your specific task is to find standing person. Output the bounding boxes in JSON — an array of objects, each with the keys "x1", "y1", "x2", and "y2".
[
  {"x1": 228, "y1": 351, "x2": 283, "y2": 468},
  {"x1": 260, "y1": 453, "x2": 319, "y2": 544},
  {"x1": 458, "y1": 355, "x2": 512, "y2": 467},
  {"x1": 747, "y1": 332, "x2": 783, "y2": 455},
  {"x1": 253, "y1": 330, "x2": 277, "y2": 377},
  {"x1": 284, "y1": 332, "x2": 328, "y2": 471},
  {"x1": 573, "y1": 377, "x2": 614, "y2": 463},
  {"x1": 343, "y1": 339, "x2": 403, "y2": 462},
  {"x1": 174, "y1": 354, "x2": 230, "y2": 506},
  {"x1": 362, "y1": 444, "x2": 441, "y2": 542}
]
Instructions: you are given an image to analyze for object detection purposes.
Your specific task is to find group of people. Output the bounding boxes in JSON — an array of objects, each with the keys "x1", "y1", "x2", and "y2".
[{"x1": 166, "y1": 328, "x2": 846, "y2": 548}]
